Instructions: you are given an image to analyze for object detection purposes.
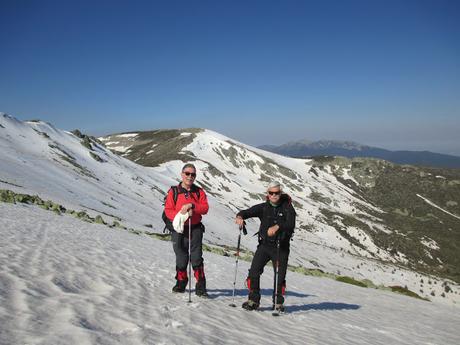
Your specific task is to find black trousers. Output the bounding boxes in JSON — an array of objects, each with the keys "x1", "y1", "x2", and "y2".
[
  {"x1": 247, "y1": 242, "x2": 290, "y2": 304},
  {"x1": 171, "y1": 225, "x2": 204, "y2": 271}
]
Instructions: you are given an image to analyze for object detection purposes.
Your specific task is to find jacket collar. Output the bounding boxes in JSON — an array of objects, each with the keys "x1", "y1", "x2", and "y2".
[
  {"x1": 178, "y1": 183, "x2": 199, "y2": 194},
  {"x1": 265, "y1": 193, "x2": 290, "y2": 206}
]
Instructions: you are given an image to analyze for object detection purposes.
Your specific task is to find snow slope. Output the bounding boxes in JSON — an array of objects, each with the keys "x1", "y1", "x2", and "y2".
[
  {"x1": 1, "y1": 113, "x2": 459, "y2": 305},
  {"x1": 0, "y1": 114, "x2": 169, "y2": 231},
  {"x1": 1, "y1": 203, "x2": 459, "y2": 345},
  {"x1": 101, "y1": 127, "x2": 460, "y2": 305}
]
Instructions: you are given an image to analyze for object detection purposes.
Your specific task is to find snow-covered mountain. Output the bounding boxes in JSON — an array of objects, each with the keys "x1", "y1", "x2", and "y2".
[
  {"x1": 100, "y1": 126, "x2": 460, "y2": 300},
  {"x1": 1, "y1": 113, "x2": 459, "y2": 307}
]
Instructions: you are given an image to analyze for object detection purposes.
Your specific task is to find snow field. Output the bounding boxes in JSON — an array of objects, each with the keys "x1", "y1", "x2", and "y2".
[{"x1": 1, "y1": 203, "x2": 460, "y2": 345}]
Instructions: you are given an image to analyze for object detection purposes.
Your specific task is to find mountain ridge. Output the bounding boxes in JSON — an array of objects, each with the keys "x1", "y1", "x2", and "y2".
[
  {"x1": 1, "y1": 112, "x2": 459, "y2": 306},
  {"x1": 99, "y1": 125, "x2": 460, "y2": 289},
  {"x1": 259, "y1": 140, "x2": 460, "y2": 168}
]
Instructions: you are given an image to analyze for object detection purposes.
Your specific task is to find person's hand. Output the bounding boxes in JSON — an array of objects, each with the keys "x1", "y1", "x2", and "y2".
[
  {"x1": 267, "y1": 225, "x2": 279, "y2": 237},
  {"x1": 180, "y1": 203, "x2": 192, "y2": 214},
  {"x1": 235, "y1": 216, "x2": 244, "y2": 228}
]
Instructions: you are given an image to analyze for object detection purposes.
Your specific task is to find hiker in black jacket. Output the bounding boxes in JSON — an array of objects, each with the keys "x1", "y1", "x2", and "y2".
[{"x1": 235, "y1": 181, "x2": 296, "y2": 311}]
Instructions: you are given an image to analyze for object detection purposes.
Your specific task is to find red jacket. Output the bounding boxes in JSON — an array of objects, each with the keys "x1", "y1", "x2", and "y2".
[{"x1": 164, "y1": 184, "x2": 209, "y2": 226}]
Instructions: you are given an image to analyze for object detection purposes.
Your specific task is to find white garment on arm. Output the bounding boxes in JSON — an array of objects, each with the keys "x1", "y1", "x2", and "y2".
[{"x1": 172, "y1": 212, "x2": 189, "y2": 233}]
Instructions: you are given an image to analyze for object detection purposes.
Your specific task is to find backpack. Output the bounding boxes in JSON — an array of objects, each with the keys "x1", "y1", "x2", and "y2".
[{"x1": 162, "y1": 185, "x2": 200, "y2": 232}]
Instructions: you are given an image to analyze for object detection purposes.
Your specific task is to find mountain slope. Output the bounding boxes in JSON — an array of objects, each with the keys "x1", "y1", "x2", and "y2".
[
  {"x1": 1, "y1": 113, "x2": 459, "y2": 305},
  {"x1": 1, "y1": 203, "x2": 459, "y2": 345},
  {"x1": 308, "y1": 156, "x2": 460, "y2": 283},
  {"x1": 101, "y1": 128, "x2": 460, "y2": 291},
  {"x1": 259, "y1": 140, "x2": 460, "y2": 168}
]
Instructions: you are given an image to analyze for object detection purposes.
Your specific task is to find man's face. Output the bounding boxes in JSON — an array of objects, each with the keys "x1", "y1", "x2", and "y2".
[
  {"x1": 181, "y1": 167, "x2": 196, "y2": 187},
  {"x1": 267, "y1": 187, "x2": 281, "y2": 203}
]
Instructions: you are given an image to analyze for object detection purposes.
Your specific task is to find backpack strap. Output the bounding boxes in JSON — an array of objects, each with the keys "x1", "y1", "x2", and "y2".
[
  {"x1": 171, "y1": 185, "x2": 179, "y2": 204},
  {"x1": 162, "y1": 185, "x2": 179, "y2": 233},
  {"x1": 193, "y1": 186, "x2": 200, "y2": 200}
]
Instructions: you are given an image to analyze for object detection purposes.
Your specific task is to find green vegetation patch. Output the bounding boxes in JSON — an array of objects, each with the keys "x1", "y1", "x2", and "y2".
[
  {"x1": 145, "y1": 232, "x2": 171, "y2": 241},
  {"x1": 118, "y1": 128, "x2": 202, "y2": 167},
  {"x1": 320, "y1": 209, "x2": 368, "y2": 251},
  {"x1": 288, "y1": 265, "x2": 335, "y2": 278},
  {"x1": 0, "y1": 189, "x2": 114, "y2": 225},
  {"x1": 389, "y1": 286, "x2": 429, "y2": 301},
  {"x1": 311, "y1": 156, "x2": 336, "y2": 164},
  {"x1": 309, "y1": 191, "x2": 332, "y2": 205},
  {"x1": 220, "y1": 145, "x2": 242, "y2": 169},
  {"x1": 336, "y1": 276, "x2": 368, "y2": 288}
]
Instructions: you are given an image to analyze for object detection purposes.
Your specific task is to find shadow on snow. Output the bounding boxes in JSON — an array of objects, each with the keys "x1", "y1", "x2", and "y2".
[
  {"x1": 207, "y1": 288, "x2": 313, "y2": 299},
  {"x1": 259, "y1": 302, "x2": 361, "y2": 313},
  {"x1": 207, "y1": 289, "x2": 360, "y2": 313}
]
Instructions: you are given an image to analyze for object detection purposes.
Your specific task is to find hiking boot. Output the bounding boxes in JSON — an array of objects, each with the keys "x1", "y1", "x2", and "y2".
[
  {"x1": 272, "y1": 303, "x2": 285, "y2": 312},
  {"x1": 242, "y1": 300, "x2": 259, "y2": 311},
  {"x1": 193, "y1": 265, "x2": 208, "y2": 297},
  {"x1": 246, "y1": 277, "x2": 261, "y2": 307},
  {"x1": 172, "y1": 278, "x2": 188, "y2": 293},
  {"x1": 195, "y1": 279, "x2": 209, "y2": 298},
  {"x1": 195, "y1": 287, "x2": 209, "y2": 298},
  {"x1": 172, "y1": 269, "x2": 188, "y2": 293}
]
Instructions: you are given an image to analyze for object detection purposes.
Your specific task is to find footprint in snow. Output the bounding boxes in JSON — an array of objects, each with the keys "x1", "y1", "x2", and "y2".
[{"x1": 164, "y1": 320, "x2": 183, "y2": 329}]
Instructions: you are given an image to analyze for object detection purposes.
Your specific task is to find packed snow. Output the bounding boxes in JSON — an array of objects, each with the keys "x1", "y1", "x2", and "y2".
[{"x1": 1, "y1": 203, "x2": 460, "y2": 345}]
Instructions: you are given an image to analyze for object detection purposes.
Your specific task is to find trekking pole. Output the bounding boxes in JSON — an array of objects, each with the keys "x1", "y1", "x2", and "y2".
[
  {"x1": 229, "y1": 222, "x2": 247, "y2": 307},
  {"x1": 188, "y1": 217, "x2": 192, "y2": 303},
  {"x1": 272, "y1": 237, "x2": 281, "y2": 316}
]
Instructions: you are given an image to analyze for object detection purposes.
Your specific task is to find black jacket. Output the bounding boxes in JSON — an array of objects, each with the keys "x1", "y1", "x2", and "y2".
[{"x1": 237, "y1": 194, "x2": 296, "y2": 245}]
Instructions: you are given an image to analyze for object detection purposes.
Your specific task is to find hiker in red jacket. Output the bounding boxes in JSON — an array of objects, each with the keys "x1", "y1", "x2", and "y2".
[{"x1": 164, "y1": 163, "x2": 209, "y2": 297}]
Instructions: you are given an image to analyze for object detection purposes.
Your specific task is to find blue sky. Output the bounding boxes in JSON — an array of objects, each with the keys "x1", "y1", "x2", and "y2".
[{"x1": 1, "y1": 0, "x2": 459, "y2": 155}]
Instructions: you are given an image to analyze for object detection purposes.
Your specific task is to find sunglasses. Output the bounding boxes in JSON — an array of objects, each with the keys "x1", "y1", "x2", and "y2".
[
  {"x1": 183, "y1": 171, "x2": 197, "y2": 178},
  {"x1": 268, "y1": 191, "x2": 281, "y2": 196}
]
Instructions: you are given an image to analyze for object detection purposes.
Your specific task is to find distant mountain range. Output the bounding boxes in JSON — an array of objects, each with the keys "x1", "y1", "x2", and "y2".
[{"x1": 259, "y1": 140, "x2": 460, "y2": 169}]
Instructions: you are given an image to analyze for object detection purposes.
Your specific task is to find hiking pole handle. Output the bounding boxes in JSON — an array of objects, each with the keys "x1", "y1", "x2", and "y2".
[{"x1": 240, "y1": 221, "x2": 247, "y2": 235}]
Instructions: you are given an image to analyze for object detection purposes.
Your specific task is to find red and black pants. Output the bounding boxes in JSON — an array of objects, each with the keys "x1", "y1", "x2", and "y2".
[
  {"x1": 171, "y1": 224, "x2": 205, "y2": 281},
  {"x1": 247, "y1": 242, "x2": 289, "y2": 305}
]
